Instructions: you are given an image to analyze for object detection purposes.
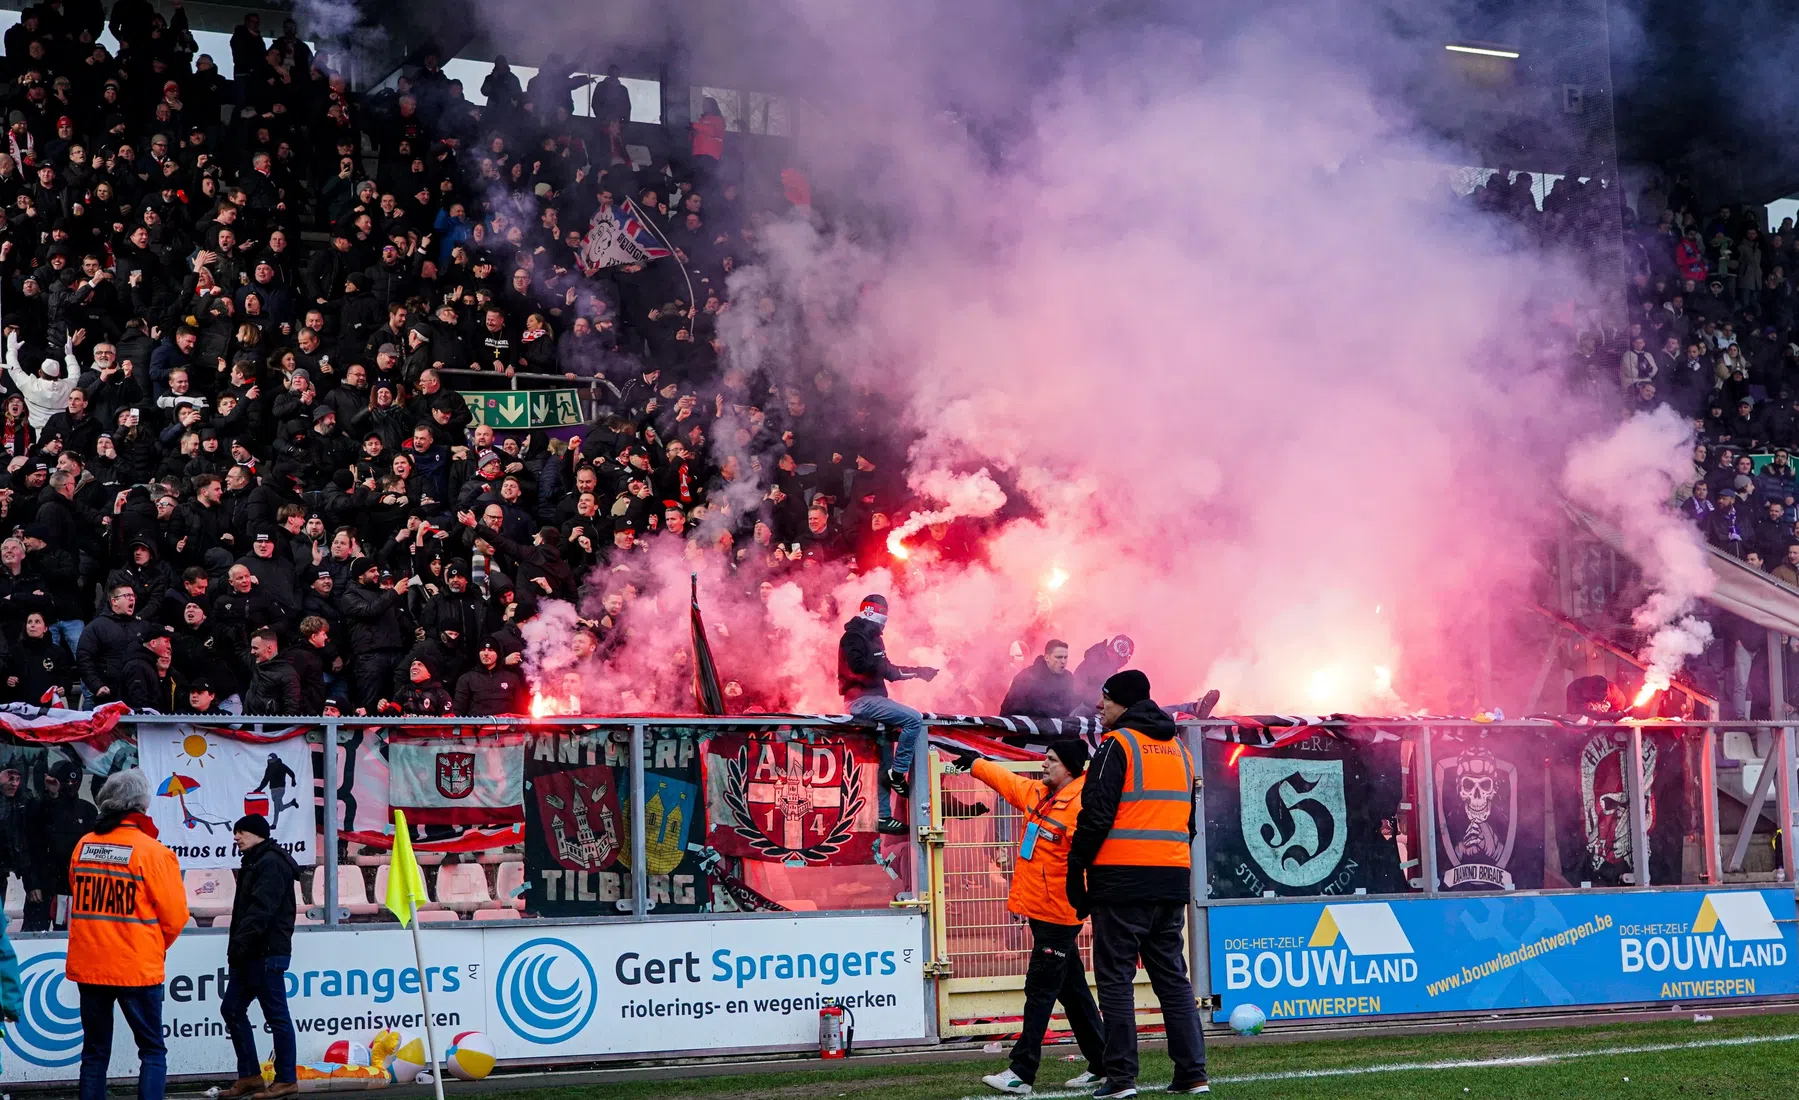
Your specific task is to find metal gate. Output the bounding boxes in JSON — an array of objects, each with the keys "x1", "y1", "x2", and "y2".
[{"x1": 927, "y1": 754, "x2": 1174, "y2": 1039}]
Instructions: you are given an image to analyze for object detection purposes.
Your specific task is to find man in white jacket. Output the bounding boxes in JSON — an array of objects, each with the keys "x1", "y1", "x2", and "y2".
[{"x1": 4, "y1": 329, "x2": 79, "y2": 431}]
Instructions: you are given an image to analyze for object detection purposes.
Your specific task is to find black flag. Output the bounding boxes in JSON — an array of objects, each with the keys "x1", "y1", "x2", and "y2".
[{"x1": 691, "y1": 573, "x2": 725, "y2": 715}]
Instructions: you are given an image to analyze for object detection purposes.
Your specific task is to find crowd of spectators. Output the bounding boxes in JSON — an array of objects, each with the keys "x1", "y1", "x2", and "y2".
[{"x1": 0, "y1": 2, "x2": 922, "y2": 719}]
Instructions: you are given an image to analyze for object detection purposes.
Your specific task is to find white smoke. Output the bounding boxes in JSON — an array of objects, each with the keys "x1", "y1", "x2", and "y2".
[
  {"x1": 886, "y1": 468, "x2": 1008, "y2": 553},
  {"x1": 1563, "y1": 406, "x2": 1716, "y2": 689}
]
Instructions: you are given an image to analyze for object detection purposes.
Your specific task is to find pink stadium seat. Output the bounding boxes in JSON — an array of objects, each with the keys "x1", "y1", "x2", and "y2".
[
  {"x1": 473, "y1": 908, "x2": 520, "y2": 921},
  {"x1": 183, "y1": 869, "x2": 234, "y2": 917},
  {"x1": 434, "y1": 862, "x2": 492, "y2": 913},
  {"x1": 310, "y1": 865, "x2": 377, "y2": 917}
]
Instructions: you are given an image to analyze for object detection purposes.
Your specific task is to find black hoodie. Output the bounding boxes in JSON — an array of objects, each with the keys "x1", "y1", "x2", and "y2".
[{"x1": 1068, "y1": 698, "x2": 1194, "y2": 907}]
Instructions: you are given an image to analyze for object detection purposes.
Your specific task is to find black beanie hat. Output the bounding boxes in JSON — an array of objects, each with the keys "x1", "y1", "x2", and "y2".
[
  {"x1": 1046, "y1": 738, "x2": 1090, "y2": 776},
  {"x1": 233, "y1": 813, "x2": 271, "y2": 839},
  {"x1": 1101, "y1": 669, "x2": 1151, "y2": 708}
]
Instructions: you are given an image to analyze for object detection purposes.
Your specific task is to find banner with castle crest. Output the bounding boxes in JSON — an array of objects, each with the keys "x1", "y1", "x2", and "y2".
[{"x1": 523, "y1": 725, "x2": 709, "y2": 916}]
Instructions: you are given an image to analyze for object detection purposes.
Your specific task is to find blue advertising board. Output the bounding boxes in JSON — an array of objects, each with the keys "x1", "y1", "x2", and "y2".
[{"x1": 1210, "y1": 889, "x2": 1798, "y2": 1022}]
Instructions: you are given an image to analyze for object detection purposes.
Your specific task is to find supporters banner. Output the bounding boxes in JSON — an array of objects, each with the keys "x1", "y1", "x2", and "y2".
[
  {"x1": 1549, "y1": 725, "x2": 1689, "y2": 888},
  {"x1": 704, "y1": 730, "x2": 880, "y2": 866},
  {"x1": 524, "y1": 726, "x2": 708, "y2": 916},
  {"x1": 388, "y1": 732, "x2": 526, "y2": 825},
  {"x1": 137, "y1": 724, "x2": 316, "y2": 869},
  {"x1": 1203, "y1": 725, "x2": 1409, "y2": 899},
  {"x1": 1430, "y1": 724, "x2": 1546, "y2": 891},
  {"x1": 576, "y1": 198, "x2": 673, "y2": 274}
]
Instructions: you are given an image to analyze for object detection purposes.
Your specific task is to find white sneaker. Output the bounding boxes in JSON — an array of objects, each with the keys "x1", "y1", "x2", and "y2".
[
  {"x1": 983, "y1": 1069, "x2": 1033, "y2": 1095},
  {"x1": 1066, "y1": 1070, "x2": 1103, "y2": 1088}
]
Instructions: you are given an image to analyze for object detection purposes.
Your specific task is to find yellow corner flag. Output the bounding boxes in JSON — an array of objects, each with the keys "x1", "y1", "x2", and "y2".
[{"x1": 385, "y1": 809, "x2": 429, "y2": 926}]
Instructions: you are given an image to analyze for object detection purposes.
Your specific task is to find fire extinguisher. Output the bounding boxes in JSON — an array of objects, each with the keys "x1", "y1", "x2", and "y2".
[{"x1": 819, "y1": 1001, "x2": 855, "y2": 1059}]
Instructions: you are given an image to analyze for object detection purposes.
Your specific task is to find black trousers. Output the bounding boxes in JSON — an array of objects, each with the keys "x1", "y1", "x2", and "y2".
[
  {"x1": 1010, "y1": 918, "x2": 1106, "y2": 1085},
  {"x1": 1091, "y1": 903, "x2": 1206, "y2": 1086},
  {"x1": 351, "y1": 650, "x2": 398, "y2": 713}
]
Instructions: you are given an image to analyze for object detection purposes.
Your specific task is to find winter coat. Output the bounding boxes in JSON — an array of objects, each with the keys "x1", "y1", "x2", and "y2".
[
  {"x1": 341, "y1": 582, "x2": 406, "y2": 652},
  {"x1": 75, "y1": 610, "x2": 143, "y2": 697},
  {"x1": 972, "y1": 760, "x2": 1086, "y2": 926},
  {"x1": 65, "y1": 813, "x2": 185, "y2": 984},
  {"x1": 243, "y1": 655, "x2": 301, "y2": 715},
  {"x1": 228, "y1": 838, "x2": 299, "y2": 963},
  {"x1": 452, "y1": 664, "x2": 529, "y2": 716},
  {"x1": 837, "y1": 616, "x2": 923, "y2": 702},
  {"x1": 998, "y1": 656, "x2": 1080, "y2": 719},
  {"x1": 1067, "y1": 699, "x2": 1194, "y2": 908}
]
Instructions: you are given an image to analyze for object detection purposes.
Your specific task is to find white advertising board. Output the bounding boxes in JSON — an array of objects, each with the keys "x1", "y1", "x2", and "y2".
[{"x1": 2, "y1": 913, "x2": 928, "y2": 1083}]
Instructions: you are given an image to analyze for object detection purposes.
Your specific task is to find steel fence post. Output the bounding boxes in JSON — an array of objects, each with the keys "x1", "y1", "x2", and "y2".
[
  {"x1": 1779, "y1": 726, "x2": 1798, "y2": 886},
  {"x1": 1187, "y1": 724, "x2": 1212, "y2": 1021},
  {"x1": 324, "y1": 718, "x2": 339, "y2": 924},
  {"x1": 1626, "y1": 724, "x2": 1650, "y2": 887},
  {"x1": 630, "y1": 721, "x2": 648, "y2": 918},
  {"x1": 1417, "y1": 726, "x2": 1439, "y2": 895}
]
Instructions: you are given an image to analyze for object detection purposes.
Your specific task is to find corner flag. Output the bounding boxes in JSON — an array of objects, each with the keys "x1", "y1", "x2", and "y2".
[{"x1": 385, "y1": 809, "x2": 429, "y2": 926}]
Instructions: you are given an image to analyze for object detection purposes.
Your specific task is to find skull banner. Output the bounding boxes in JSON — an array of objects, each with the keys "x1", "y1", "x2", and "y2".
[
  {"x1": 1430, "y1": 726, "x2": 1545, "y2": 891},
  {"x1": 1549, "y1": 725, "x2": 1690, "y2": 888}
]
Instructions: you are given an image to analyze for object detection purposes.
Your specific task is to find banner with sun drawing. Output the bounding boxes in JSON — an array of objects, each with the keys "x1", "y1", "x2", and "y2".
[{"x1": 138, "y1": 724, "x2": 317, "y2": 868}]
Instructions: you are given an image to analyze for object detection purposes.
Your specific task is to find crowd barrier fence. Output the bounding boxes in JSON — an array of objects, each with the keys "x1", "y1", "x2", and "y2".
[{"x1": 3, "y1": 714, "x2": 1797, "y2": 1084}]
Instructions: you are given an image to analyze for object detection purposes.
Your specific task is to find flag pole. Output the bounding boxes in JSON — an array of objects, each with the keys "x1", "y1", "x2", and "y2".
[
  {"x1": 628, "y1": 196, "x2": 696, "y2": 339},
  {"x1": 408, "y1": 896, "x2": 448, "y2": 1100}
]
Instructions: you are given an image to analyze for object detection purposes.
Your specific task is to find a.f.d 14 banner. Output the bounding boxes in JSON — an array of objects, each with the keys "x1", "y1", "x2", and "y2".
[
  {"x1": 1210, "y1": 889, "x2": 1798, "y2": 1022},
  {"x1": 704, "y1": 731, "x2": 880, "y2": 866},
  {"x1": 137, "y1": 725, "x2": 316, "y2": 868}
]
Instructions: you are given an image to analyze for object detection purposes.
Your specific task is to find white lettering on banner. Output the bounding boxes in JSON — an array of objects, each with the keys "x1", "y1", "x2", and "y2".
[
  {"x1": 137, "y1": 728, "x2": 316, "y2": 870},
  {"x1": 1224, "y1": 950, "x2": 1419, "y2": 990},
  {"x1": 3, "y1": 915, "x2": 929, "y2": 1084},
  {"x1": 1620, "y1": 936, "x2": 1787, "y2": 973}
]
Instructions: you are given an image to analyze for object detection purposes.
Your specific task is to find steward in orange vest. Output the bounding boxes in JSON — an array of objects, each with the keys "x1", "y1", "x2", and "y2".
[
  {"x1": 957, "y1": 739, "x2": 1106, "y2": 1094},
  {"x1": 1066, "y1": 671, "x2": 1207, "y2": 1097},
  {"x1": 65, "y1": 769, "x2": 188, "y2": 1100}
]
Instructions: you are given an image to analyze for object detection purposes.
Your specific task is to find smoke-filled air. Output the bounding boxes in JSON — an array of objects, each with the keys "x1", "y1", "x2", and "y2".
[{"x1": 493, "y1": 0, "x2": 1706, "y2": 716}]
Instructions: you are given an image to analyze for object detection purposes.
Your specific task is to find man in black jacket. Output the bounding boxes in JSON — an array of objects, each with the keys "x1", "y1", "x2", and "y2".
[
  {"x1": 837, "y1": 594, "x2": 938, "y2": 835},
  {"x1": 218, "y1": 813, "x2": 299, "y2": 1098},
  {"x1": 243, "y1": 628, "x2": 300, "y2": 718},
  {"x1": 340, "y1": 557, "x2": 411, "y2": 713},
  {"x1": 22, "y1": 759, "x2": 96, "y2": 930},
  {"x1": 998, "y1": 639, "x2": 1078, "y2": 719},
  {"x1": 75, "y1": 583, "x2": 142, "y2": 704},
  {"x1": 1065, "y1": 670, "x2": 1205, "y2": 1098},
  {"x1": 452, "y1": 638, "x2": 529, "y2": 715}
]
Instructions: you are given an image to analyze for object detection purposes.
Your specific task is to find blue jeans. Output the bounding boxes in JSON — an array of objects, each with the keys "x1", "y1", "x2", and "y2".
[
  {"x1": 51, "y1": 618, "x2": 83, "y2": 655},
  {"x1": 850, "y1": 694, "x2": 925, "y2": 822},
  {"x1": 78, "y1": 983, "x2": 165, "y2": 1100},
  {"x1": 222, "y1": 955, "x2": 297, "y2": 1082}
]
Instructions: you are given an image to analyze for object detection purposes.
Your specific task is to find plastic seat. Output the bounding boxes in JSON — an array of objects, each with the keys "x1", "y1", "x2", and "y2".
[
  {"x1": 434, "y1": 863, "x2": 492, "y2": 913},
  {"x1": 310, "y1": 865, "x2": 377, "y2": 917},
  {"x1": 184, "y1": 869, "x2": 235, "y2": 917},
  {"x1": 4, "y1": 874, "x2": 24, "y2": 918},
  {"x1": 414, "y1": 908, "x2": 462, "y2": 922},
  {"x1": 212, "y1": 913, "x2": 232, "y2": 928},
  {"x1": 490, "y1": 861, "x2": 525, "y2": 910},
  {"x1": 473, "y1": 907, "x2": 520, "y2": 921},
  {"x1": 373, "y1": 864, "x2": 444, "y2": 911}
]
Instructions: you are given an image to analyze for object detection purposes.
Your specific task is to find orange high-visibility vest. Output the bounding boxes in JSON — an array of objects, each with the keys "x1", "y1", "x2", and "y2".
[{"x1": 1092, "y1": 726, "x2": 1194, "y2": 868}]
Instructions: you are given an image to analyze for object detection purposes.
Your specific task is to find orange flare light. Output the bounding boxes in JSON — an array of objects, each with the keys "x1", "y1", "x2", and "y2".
[
  {"x1": 1045, "y1": 566, "x2": 1069, "y2": 590},
  {"x1": 887, "y1": 532, "x2": 910, "y2": 559}
]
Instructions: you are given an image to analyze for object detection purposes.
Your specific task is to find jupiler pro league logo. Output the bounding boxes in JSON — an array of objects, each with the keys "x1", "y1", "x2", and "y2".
[{"x1": 1240, "y1": 757, "x2": 1347, "y2": 888}]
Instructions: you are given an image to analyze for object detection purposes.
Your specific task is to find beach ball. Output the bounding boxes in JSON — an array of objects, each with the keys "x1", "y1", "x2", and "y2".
[
  {"x1": 323, "y1": 1039, "x2": 370, "y2": 1066},
  {"x1": 389, "y1": 1037, "x2": 429, "y2": 1084},
  {"x1": 445, "y1": 1031, "x2": 496, "y2": 1081},
  {"x1": 1229, "y1": 1003, "x2": 1266, "y2": 1036}
]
